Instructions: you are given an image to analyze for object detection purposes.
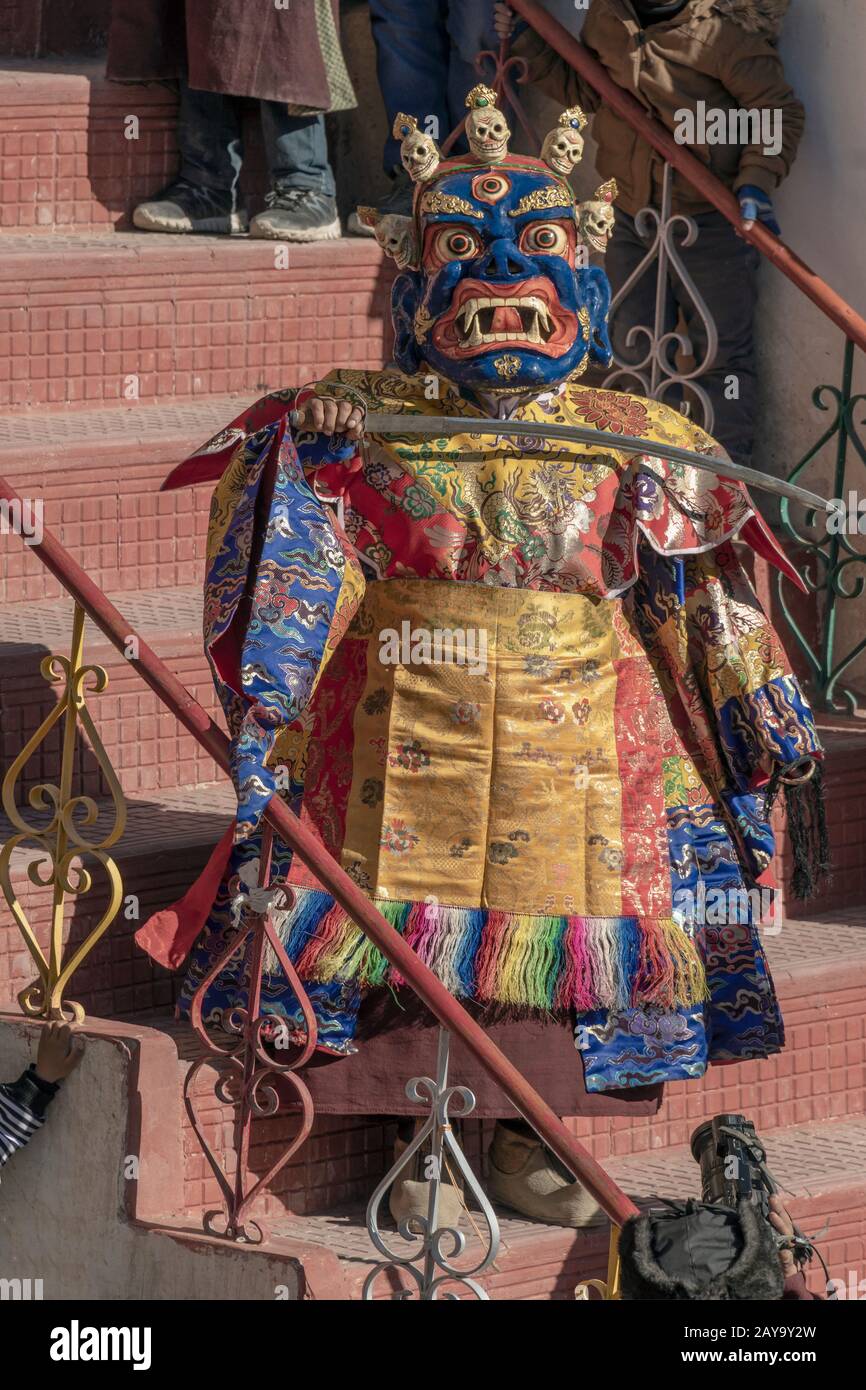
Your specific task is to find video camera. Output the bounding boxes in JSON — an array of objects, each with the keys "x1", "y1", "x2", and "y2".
[{"x1": 617, "y1": 1112, "x2": 817, "y2": 1300}]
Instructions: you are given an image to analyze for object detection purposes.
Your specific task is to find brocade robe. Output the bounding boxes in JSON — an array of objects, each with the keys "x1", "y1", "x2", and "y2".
[{"x1": 144, "y1": 369, "x2": 822, "y2": 1098}]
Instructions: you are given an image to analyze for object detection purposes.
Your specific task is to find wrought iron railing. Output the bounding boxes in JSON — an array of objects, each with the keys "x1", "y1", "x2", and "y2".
[
  {"x1": 363, "y1": 1027, "x2": 503, "y2": 1300},
  {"x1": 509, "y1": 0, "x2": 866, "y2": 713},
  {"x1": 600, "y1": 160, "x2": 719, "y2": 432},
  {"x1": 776, "y1": 337, "x2": 866, "y2": 713},
  {"x1": 184, "y1": 823, "x2": 319, "y2": 1244},
  {"x1": 0, "y1": 602, "x2": 127, "y2": 1022}
]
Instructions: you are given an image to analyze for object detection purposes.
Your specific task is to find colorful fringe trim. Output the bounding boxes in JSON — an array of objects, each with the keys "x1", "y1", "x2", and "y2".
[{"x1": 266, "y1": 889, "x2": 708, "y2": 1014}]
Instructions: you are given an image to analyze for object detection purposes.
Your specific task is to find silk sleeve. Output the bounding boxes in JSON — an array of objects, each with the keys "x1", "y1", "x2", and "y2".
[
  {"x1": 631, "y1": 536, "x2": 824, "y2": 888},
  {"x1": 205, "y1": 413, "x2": 366, "y2": 839}
]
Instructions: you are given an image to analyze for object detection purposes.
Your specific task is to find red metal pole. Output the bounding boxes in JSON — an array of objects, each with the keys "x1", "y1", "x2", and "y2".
[
  {"x1": 1, "y1": 475, "x2": 639, "y2": 1227},
  {"x1": 509, "y1": 0, "x2": 866, "y2": 354}
]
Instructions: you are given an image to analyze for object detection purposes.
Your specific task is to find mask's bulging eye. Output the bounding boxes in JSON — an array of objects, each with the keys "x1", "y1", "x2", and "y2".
[
  {"x1": 520, "y1": 222, "x2": 569, "y2": 256},
  {"x1": 435, "y1": 227, "x2": 480, "y2": 261}
]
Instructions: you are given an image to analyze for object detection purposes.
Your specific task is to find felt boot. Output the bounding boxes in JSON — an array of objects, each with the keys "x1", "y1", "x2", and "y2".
[
  {"x1": 487, "y1": 1122, "x2": 605, "y2": 1228},
  {"x1": 388, "y1": 1127, "x2": 464, "y2": 1233}
]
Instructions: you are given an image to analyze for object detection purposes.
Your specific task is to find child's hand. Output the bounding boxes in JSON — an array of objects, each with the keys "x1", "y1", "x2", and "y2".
[
  {"x1": 494, "y1": 3, "x2": 516, "y2": 40},
  {"x1": 738, "y1": 184, "x2": 781, "y2": 236},
  {"x1": 35, "y1": 1021, "x2": 84, "y2": 1083}
]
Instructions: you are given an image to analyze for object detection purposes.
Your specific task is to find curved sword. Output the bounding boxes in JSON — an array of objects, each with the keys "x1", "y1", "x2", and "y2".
[{"x1": 291, "y1": 409, "x2": 830, "y2": 514}]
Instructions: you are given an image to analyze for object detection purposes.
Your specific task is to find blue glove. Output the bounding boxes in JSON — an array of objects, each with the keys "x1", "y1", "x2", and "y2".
[{"x1": 738, "y1": 184, "x2": 781, "y2": 236}]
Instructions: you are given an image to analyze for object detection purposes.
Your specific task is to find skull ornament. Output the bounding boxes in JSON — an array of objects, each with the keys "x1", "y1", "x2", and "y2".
[
  {"x1": 541, "y1": 107, "x2": 587, "y2": 177},
  {"x1": 365, "y1": 211, "x2": 418, "y2": 270},
  {"x1": 578, "y1": 180, "x2": 618, "y2": 254},
  {"x1": 393, "y1": 114, "x2": 440, "y2": 183},
  {"x1": 464, "y1": 84, "x2": 511, "y2": 164},
  {"x1": 376, "y1": 214, "x2": 418, "y2": 269}
]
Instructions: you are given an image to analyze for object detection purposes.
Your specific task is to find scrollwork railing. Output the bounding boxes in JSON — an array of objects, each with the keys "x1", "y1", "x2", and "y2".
[
  {"x1": 363, "y1": 1027, "x2": 500, "y2": 1300},
  {"x1": 602, "y1": 161, "x2": 718, "y2": 432},
  {"x1": 778, "y1": 337, "x2": 866, "y2": 714},
  {"x1": 575, "y1": 1224, "x2": 622, "y2": 1301},
  {"x1": 0, "y1": 602, "x2": 127, "y2": 1021},
  {"x1": 184, "y1": 825, "x2": 319, "y2": 1243}
]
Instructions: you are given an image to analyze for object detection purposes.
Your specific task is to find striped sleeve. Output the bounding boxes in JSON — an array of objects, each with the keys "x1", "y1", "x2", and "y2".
[{"x1": 0, "y1": 1069, "x2": 57, "y2": 1170}]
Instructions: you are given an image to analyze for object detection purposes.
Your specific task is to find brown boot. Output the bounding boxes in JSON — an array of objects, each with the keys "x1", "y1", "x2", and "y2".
[
  {"x1": 487, "y1": 1122, "x2": 605, "y2": 1228},
  {"x1": 388, "y1": 1127, "x2": 464, "y2": 1233}
]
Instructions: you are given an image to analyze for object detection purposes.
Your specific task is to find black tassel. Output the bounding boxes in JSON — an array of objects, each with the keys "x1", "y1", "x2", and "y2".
[{"x1": 766, "y1": 762, "x2": 832, "y2": 902}]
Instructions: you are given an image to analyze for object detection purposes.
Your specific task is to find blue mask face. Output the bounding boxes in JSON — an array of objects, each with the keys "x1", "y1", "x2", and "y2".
[{"x1": 391, "y1": 163, "x2": 612, "y2": 394}]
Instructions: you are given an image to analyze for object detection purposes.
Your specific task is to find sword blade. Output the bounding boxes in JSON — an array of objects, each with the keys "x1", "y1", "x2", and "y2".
[{"x1": 360, "y1": 412, "x2": 832, "y2": 514}]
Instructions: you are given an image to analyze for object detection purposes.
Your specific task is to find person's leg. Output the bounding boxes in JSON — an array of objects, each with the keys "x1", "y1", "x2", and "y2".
[
  {"x1": 250, "y1": 107, "x2": 340, "y2": 241},
  {"x1": 604, "y1": 209, "x2": 679, "y2": 394},
  {"x1": 669, "y1": 211, "x2": 760, "y2": 466},
  {"x1": 176, "y1": 83, "x2": 243, "y2": 195},
  {"x1": 368, "y1": 0, "x2": 451, "y2": 176},
  {"x1": 259, "y1": 106, "x2": 336, "y2": 197},
  {"x1": 133, "y1": 81, "x2": 248, "y2": 234},
  {"x1": 444, "y1": 0, "x2": 500, "y2": 134}
]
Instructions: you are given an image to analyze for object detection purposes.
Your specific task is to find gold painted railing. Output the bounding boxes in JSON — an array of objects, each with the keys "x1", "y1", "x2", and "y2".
[{"x1": 0, "y1": 602, "x2": 127, "y2": 1021}]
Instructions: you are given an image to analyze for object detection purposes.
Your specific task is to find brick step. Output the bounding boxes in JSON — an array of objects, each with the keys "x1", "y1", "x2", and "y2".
[
  {"x1": 0, "y1": 585, "x2": 220, "y2": 797},
  {"x1": 259, "y1": 1114, "x2": 866, "y2": 1298},
  {"x1": 0, "y1": 232, "x2": 393, "y2": 409},
  {"x1": 8, "y1": 1004, "x2": 859, "y2": 1302},
  {"x1": 0, "y1": 60, "x2": 268, "y2": 235},
  {"x1": 0, "y1": 395, "x2": 248, "y2": 601}
]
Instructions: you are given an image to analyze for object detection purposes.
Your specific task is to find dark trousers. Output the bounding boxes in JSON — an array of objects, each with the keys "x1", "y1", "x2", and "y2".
[
  {"x1": 177, "y1": 81, "x2": 336, "y2": 202},
  {"x1": 368, "y1": 0, "x2": 499, "y2": 172},
  {"x1": 606, "y1": 209, "x2": 760, "y2": 466}
]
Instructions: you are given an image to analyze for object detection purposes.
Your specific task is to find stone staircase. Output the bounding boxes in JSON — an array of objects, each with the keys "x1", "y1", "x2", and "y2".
[{"x1": 1, "y1": 15, "x2": 865, "y2": 1300}]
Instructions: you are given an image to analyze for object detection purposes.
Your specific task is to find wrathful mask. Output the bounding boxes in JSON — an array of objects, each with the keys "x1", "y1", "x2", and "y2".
[{"x1": 376, "y1": 91, "x2": 615, "y2": 395}]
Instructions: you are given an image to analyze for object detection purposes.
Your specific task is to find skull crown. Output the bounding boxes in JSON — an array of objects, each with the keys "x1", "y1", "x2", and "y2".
[
  {"x1": 464, "y1": 84, "x2": 511, "y2": 164},
  {"x1": 541, "y1": 106, "x2": 588, "y2": 176},
  {"x1": 578, "y1": 180, "x2": 619, "y2": 254},
  {"x1": 356, "y1": 206, "x2": 419, "y2": 269},
  {"x1": 393, "y1": 113, "x2": 441, "y2": 183},
  {"x1": 367, "y1": 93, "x2": 617, "y2": 265}
]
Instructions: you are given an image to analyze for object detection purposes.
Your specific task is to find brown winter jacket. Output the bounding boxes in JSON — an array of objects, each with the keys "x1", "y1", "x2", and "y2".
[{"x1": 515, "y1": 0, "x2": 804, "y2": 216}]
